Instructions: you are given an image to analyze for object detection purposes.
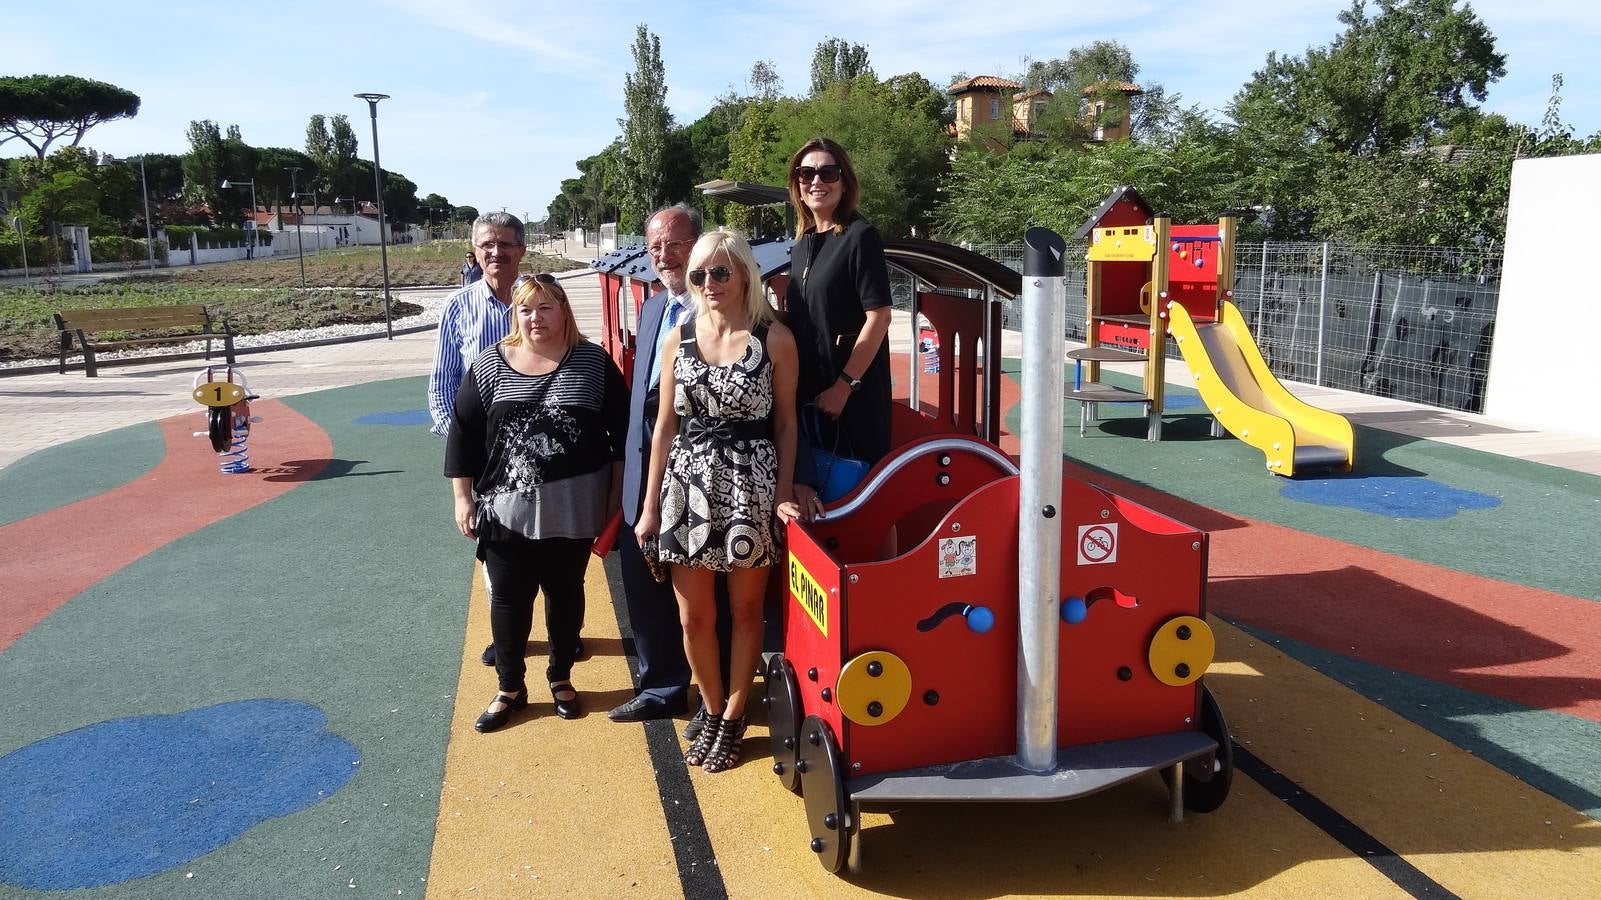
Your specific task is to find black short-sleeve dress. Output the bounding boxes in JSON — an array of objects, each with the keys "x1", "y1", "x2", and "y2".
[{"x1": 784, "y1": 211, "x2": 894, "y2": 465}]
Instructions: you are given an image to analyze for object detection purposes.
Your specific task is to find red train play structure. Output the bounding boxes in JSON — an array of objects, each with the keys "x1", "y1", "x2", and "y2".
[{"x1": 593, "y1": 226, "x2": 1232, "y2": 875}]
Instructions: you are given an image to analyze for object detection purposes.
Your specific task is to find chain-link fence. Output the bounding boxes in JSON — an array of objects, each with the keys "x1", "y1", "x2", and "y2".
[{"x1": 921, "y1": 240, "x2": 1502, "y2": 413}]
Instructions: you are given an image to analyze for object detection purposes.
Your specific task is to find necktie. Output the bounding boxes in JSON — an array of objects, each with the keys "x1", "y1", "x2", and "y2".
[{"x1": 650, "y1": 294, "x2": 687, "y2": 388}]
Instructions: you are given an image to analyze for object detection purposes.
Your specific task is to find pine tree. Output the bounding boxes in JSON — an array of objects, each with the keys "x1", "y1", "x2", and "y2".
[{"x1": 619, "y1": 24, "x2": 671, "y2": 232}]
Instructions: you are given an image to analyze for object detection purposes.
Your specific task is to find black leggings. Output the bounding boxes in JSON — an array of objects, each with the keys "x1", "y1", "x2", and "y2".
[{"x1": 481, "y1": 537, "x2": 589, "y2": 694}]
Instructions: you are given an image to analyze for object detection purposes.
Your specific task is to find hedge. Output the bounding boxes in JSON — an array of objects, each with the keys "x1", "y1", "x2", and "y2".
[
  {"x1": 88, "y1": 236, "x2": 169, "y2": 266},
  {"x1": 0, "y1": 236, "x2": 70, "y2": 270},
  {"x1": 163, "y1": 226, "x2": 272, "y2": 248}
]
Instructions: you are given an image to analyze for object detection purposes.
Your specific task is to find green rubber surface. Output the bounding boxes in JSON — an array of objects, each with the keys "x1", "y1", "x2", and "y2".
[
  {"x1": 1012, "y1": 361, "x2": 1601, "y2": 602},
  {"x1": 0, "y1": 422, "x2": 163, "y2": 527},
  {"x1": 0, "y1": 377, "x2": 465, "y2": 899},
  {"x1": 1232, "y1": 619, "x2": 1601, "y2": 820}
]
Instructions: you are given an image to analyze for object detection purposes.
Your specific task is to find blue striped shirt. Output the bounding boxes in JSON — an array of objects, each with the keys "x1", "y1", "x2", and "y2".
[{"x1": 428, "y1": 280, "x2": 514, "y2": 435}]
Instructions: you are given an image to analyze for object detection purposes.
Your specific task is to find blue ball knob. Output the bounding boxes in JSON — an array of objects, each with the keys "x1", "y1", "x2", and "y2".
[
  {"x1": 965, "y1": 605, "x2": 995, "y2": 634},
  {"x1": 1062, "y1": 597, "x2": 1088, "y2": 624}
]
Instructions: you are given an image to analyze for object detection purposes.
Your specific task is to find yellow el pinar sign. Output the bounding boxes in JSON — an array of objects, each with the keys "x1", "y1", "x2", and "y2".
[{"x1": 788, "y1": 553, "x2": 828, "y2": 637}]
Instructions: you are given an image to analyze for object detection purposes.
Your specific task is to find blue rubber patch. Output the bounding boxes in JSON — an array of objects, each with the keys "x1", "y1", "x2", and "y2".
[
  {"x1": 0, "y1": 700, "x2": 358, "y2": 890},
  {"x1": 355, "y1": 408, "x2": 431, "y2": 426},
  {"x1": 1281, "y1": 476, "x2": 1501, "y2": 519}
]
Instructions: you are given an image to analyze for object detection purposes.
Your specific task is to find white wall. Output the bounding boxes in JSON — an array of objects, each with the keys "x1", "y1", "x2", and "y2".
[{"x1": 1483, "y1": 154, "x2": 1601, "y2": 436}]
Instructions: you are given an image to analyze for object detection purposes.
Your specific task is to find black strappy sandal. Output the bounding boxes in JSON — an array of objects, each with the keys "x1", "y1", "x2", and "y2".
[
  {"x1": 701, "y1": 715, "x2": 747, "y2": 773},
  {"x1": 684, "y1": 711, "x2": 722, "y2": 766}
]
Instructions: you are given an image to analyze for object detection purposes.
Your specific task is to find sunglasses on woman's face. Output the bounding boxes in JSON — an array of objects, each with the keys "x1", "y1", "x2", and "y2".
[
  {"x1": 687, "y1": 265, "x2": 734, "y2": 287},
  {"x1": 794, "y1": 165, "x2": 842, "y2": 184}
]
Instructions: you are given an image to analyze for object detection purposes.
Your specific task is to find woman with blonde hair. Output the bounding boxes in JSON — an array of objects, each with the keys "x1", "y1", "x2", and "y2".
[
  {"x1": 446, "y1": 274, "x2": 628, "y2": 733},
  {"x1": 635, "y1": 229, "x2": 803, "y2": 772}
]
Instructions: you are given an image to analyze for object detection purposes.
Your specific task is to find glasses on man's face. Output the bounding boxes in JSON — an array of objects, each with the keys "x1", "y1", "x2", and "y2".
[
  {"x1": 476, "y1": 240, "x2": 522, "y2": 253},
  {"x1": 647, "y1": 238, "x2": 693, "y2": 256},
  {"x1": 687, "y1": 265, "x2": 734, "y2": 287},
  {"x1": 794, "y1": 165, "x2": 842, "y2": 184}
]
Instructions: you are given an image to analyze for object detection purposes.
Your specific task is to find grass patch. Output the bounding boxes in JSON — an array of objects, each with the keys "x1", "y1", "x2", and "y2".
[{"x1": 1, "y1": 242, "x2": 576, "y2": 363}]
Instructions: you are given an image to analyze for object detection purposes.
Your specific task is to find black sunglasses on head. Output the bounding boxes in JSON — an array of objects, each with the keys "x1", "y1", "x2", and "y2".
[
  {"x1": 687, "y1": 266, "x2": 734, "y2": 287},
  {"x1": 794, "y1": 165, "x2": 843, "y2": 184}
]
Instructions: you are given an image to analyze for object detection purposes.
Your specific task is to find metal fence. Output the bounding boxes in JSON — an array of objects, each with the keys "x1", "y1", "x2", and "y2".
[{"x1": 925, "y1": 240, "x2": 1502, "y2": 414}]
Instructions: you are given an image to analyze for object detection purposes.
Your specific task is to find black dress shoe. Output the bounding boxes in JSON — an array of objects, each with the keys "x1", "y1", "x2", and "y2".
[
  {"x1": 474, "y1": 691, "x2": 527, "y2": 733},
  {"x1": 682, "y1": 705, "x2": 710, "y2": 740},
  {"x1": 607, "y1": 694, "x2": 688, "y2": 722},
  {"x1": 551, "y1": 681, "x2": 581, "y2": 720},
  {"x1": 480, "y1": 643, "x2": 496, "y2": 666}
]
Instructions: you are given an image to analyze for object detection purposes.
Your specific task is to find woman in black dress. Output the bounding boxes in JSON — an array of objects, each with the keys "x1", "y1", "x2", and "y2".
[
  {"x1": 783, "y1": 137, "x2": 895, "y2": 518},
  {"x1": 445, "y1": 275, "x2": 627, "y2": 733},
  {"x1": 635, "y1": 229, "x2": 803, "y2": 772}
]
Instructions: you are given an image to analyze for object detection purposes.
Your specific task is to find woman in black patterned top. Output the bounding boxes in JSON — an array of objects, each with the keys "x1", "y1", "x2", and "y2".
[
  {"x1": 636, "y1": 230, "x2": 803, "y2": 772},
  {"x1": 445, "y1": 274, "x2": 627, "y2": 733}
]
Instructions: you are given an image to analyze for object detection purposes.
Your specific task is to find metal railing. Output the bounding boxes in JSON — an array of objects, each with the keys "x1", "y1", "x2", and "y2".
[{"x1": 933, "y1": 240, "x2": 1502, "y2": 414}]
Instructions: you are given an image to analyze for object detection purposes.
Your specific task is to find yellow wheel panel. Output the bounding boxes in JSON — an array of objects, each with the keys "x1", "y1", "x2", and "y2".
[
  {"x1": 194, "y1": 381, "x2": 246, "y2": 408},
  {"x1": 836, "y1": 651, "x2": 911, "y2": 726},
  {"x1": 1148, "y1": 615, "x2": 1214, "y2": 687}
]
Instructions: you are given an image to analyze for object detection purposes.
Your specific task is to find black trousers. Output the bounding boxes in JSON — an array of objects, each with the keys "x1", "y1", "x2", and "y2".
[
  {"x1": 481, "y1": 537, "x2": 589, "y2": 694},
  {"x1": 618, "y1": 530, "x2": 734, "y2": 704}
]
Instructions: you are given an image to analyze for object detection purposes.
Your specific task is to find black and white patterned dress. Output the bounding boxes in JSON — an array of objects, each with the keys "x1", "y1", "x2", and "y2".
[{"x1": 658, "y1": 321, "x2": 779, "y2": 570}]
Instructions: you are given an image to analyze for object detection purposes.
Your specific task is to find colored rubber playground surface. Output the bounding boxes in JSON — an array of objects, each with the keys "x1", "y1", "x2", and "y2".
[{"x1": 2, "y1": 343, "x2": 1599, "y2": 898}]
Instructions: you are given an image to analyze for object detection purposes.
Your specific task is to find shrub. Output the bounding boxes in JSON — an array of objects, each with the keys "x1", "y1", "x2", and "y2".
[
  {"x1": 88, "y1": 236, "x2": 169, "y2": 267},
  {"x1": 164, "y1": 225, "x2": 268, "y2": 248},
  {"x1": 0, "y1": 235, "x2": 69, "y2": 269}
]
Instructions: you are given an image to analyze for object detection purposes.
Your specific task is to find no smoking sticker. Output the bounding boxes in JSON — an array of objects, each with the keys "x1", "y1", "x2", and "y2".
[{"x1": 1076, "y1": 523, "x2": 1118, "y2": 566}]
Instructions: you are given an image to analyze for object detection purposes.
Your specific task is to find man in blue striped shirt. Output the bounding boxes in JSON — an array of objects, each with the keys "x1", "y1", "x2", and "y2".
[{"x1": 428, "y1": 212, "x2": 526, "y2": 437}]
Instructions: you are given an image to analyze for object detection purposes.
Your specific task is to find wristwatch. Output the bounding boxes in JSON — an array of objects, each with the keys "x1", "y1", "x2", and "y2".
[{"x1": 840, "y1": 373, "x2": 862, "y2": 392}]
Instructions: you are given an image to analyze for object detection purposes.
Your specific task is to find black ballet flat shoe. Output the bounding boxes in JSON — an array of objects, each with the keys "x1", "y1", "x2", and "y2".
[
  {"x1": 550, "y1": 681, "x2": 582, "y2": 720},
  {"x1": 474, "y1": 691, "x2": 527, "y2": 733}
]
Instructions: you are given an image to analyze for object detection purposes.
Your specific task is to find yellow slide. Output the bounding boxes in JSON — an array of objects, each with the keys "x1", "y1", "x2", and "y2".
[{"x1": 1167, "y1": 300, "x2": 1354, "y2": 476}]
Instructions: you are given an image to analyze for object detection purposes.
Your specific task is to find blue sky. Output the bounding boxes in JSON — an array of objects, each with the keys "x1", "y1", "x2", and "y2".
[{"x1": 5, "y1": 1, "x2": 1597, "y2": 224}]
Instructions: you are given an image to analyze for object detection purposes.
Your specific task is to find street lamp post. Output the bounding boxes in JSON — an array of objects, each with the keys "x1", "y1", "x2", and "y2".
[
  {"x1": 355, "y1": 92, "x2": 393, "y2": 339},
  {"x1": 9, "y1": 216, "x2": 26, "y2": 280},
  {"x1": 291, "y1": 189, "x2": 320, "y2": 256},
  {"x1": 219, "y1": 177, "x2": 257, "y2": 262},
  {"x1": 104, "y1": 155, "x2": 158, "y2": 271},
  {"x1": 285, "y1": 167, "x2": 306, "y2": 289}
]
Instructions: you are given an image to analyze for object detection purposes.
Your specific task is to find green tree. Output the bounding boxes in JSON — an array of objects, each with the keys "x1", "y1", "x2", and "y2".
[
  {"x1": 0, "y1": 75, "x2": 140, "y2": 159},
  {"x1": 181, "y1": 120, "x2": 234, "y2": 226},
  {"x1": 1226, "y1": 0, "x2": 1508, "y2": 241},
  {"x1": 619, "y1": 24, "x2": 672, "y2": 232},
  {"x1": 21, "y1": 172, "x2": 100, "y2": 235},
  {"x1": 809, "y1": 38, "x2": 873, "y2": 96},
  {"x1": 775, "y1": 75, "x2": 952, "y2": 236}
]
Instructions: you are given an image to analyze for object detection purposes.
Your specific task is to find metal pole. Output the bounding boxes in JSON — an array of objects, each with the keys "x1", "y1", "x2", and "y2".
[
  {"x1": 1258, "y1": 240, "x2": 1268, "y2": 317},
  {"x1": 1017, "y1": 226, "x2": 1065, "y2": 773},
  {"x1": 1316, "y1": 241, "x2": 1329, "y2": 386},
  {"x1": 982, "y1": 283, "x2": 995, "y2": 441},
  {"x1": 909, "y1": 276, "x2": 922, "y2": 410},
  {"x1": 248, "y1": 181, "x2": 257, "y2": 260},
  {"x1": 138, "y1": 157, "x2": 155, "y2": 271},
  {"x1": 288, "y1": 168, "x2": 306, "y2": 289},
  {"x1": 11, "y1": 217, "x2": 27, "y2": 280},
  {"x1": 357, "y1": 93, "x2": 393, "y2": 339}
]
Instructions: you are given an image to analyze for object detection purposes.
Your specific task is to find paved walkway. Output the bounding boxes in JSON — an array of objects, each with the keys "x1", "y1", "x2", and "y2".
[{"x1": 2, "y1": 239, "x2": 1598, "y2": 476}]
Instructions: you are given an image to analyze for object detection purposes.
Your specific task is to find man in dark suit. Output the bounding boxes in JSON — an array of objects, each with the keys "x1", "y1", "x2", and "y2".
[{"x1": 608, "y1": 203, "x2": 712, "y2": 733}]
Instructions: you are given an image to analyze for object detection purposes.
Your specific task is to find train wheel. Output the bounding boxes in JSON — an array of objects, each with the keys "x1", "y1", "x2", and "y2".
[
  {"x1": 1183, "y1": 683, "x2": 1234, "y2": 813},
  {"x1": 765, "y1": 654, "x2": 803, "y2": 794},
  {"x1": 207, "y1": 407, "x2": 231, "y2": 453},
  {"x1": 797, "y1": 714, "x2": 852, "y2": 874}
]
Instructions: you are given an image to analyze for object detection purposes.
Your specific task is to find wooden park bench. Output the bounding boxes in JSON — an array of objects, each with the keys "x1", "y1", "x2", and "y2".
[{"x1": 54, "y1": 305, "x2": 235, "y2": 377}]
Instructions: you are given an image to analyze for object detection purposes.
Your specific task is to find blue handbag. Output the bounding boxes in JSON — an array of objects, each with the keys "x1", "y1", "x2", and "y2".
[{"x1": 797, "y1": 406, "x2": 871, "y2": 503}]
